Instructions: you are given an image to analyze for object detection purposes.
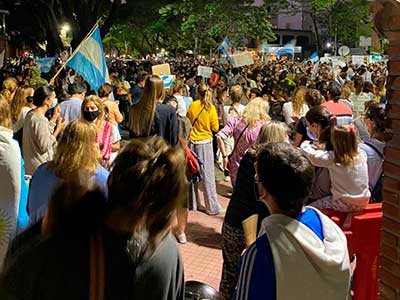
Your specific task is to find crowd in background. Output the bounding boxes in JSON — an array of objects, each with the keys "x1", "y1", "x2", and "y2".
[{"x1": 0, "y1": 55, "x2": 388, "y2": 299}]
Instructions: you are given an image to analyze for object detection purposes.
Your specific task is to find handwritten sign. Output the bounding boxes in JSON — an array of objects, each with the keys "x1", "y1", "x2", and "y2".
[
  {"x1": 352, "y1": 56, "x2": 365, "y2": 66},
  {"x1": 152, "y1": 63, "x2": 171, "y2": 76},
  {"x1": 231, "y1": 52, "x2": 254, "y2": 67},
  {"x1": 197, "y1": 66, "x2": 213, "y2": 78}
]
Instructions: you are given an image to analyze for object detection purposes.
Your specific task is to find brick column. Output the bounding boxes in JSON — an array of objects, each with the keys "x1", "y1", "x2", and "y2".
[{"x1": 375, "y1": 1, "x2": 400, "y2": 299}]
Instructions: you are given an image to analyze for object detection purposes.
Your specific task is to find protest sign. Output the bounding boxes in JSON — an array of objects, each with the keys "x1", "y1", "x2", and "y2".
[
  {"x1": 197, "y1": 66, "x2": 213, "y2": 78},
  {"x1": 152, "y1": 63, "x2": 171, "y2": 76},
  {"x1": 352, "y1": 55, "x2": 365, "y2": 66},
  {"x1": 231, "y1": 52, "x2": 254, "y2": 67}
]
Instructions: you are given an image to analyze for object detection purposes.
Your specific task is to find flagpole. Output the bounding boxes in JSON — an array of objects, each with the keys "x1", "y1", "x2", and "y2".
[{"x1": 49, "y1": 19, "x2": 102, "y2": 85}]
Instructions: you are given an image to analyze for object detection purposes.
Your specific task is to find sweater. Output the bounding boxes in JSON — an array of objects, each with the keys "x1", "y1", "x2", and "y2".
[
  {"x1": 301, "y1": 141, "x2": 370, "y2": 207},
  {"x1": 22, "y1": 111, "x2": 56, "y2": 175},
  {"x1": 235, "y1": 207, "x2": 351, "y2": 300},
  {"x1": 187, "y1": 100, "x2": 218, "y2": 141},
  {"x1": 0, "y1": 126, "x2": 21, "y2": 271}
]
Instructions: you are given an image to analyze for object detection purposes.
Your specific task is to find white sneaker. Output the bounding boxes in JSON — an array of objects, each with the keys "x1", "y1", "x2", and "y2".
[{"x1": 176, "y1": 233, "x2": 187, "y2": 244}]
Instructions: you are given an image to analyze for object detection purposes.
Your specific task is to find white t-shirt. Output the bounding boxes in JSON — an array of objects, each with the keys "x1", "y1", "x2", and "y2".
[{"x1": 282, "y1": 102, "x2": 309, "y2": 125}]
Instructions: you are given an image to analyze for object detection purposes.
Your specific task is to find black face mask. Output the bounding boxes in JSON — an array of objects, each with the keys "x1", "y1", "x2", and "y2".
[{"x1": 83, "y1": 110, "x2": 100, "y2": 122}]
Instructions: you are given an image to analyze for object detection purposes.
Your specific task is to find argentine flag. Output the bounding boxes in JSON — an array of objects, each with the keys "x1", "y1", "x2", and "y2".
[
  {"x1": 310, "y1": 52, "x2": 319, "y2": 63},
  {"x1": 277, "y1": 39, "x2": 296, "y2": 58},
  {"x1": 66, "y1": 25, "x2": 109, "y2": 94},
  {"x1": 218, "y1": 37, "x2": 233, "y2": 65},
  {"x1": 36, "y1": 56, "x2": 57, "y2": 73}
]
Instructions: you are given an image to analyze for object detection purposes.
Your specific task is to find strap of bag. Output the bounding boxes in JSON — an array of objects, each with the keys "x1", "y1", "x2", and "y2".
[
  {"x1": 188, "y1": 106, "x2": 206, "y2": 141},
  {"x1": 191, "y1": 106, "x2": 205, "y2": 127},
  {"x1": 89, "y1": 230, "x2": 105, "y2": 300},
  {"x1": 230, "y1": 123, "x2": 250, "y2": 157},
  {"x1": 364, "y1": 141, "x2": 384, "y2": 160}
]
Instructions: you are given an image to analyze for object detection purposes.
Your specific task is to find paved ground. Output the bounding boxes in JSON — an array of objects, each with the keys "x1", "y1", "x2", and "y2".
[{"x1": 176, "y1": 172, "x2": 232, "y2": 291}]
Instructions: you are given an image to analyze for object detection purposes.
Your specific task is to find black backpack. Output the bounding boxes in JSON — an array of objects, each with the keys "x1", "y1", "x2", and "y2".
[{"x1": 365, "y1": 141, "x2": 384, "y2": 203}]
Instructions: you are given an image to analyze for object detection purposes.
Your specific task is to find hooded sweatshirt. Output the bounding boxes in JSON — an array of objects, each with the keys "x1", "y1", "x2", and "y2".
[{"x1": 235, "y1": 207, "x2": 351, "y2": 300}]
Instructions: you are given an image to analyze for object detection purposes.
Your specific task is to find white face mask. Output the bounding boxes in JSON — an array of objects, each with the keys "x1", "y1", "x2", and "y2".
[
  {"x1": 108, "y1": 92, "x2": 115, "y2": 102},
  {"x1": 306, "y1": 127, "x2": 318, "y2": 141},
  {"x1": 49, "y1": 98, "x2": 58, "y2": 109}
]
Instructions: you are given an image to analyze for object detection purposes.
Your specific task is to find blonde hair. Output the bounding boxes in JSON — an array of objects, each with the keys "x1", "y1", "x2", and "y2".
[
  {"x1": 81, "y1": 95, "x2": 105, "y2": 129},
  {"x1": 1, "y1": 77, "x2": 18, "y2": 104},
  {"x1": 10, "y1": 85, "x2": 34, "y2": 124},
  {"x1": 292, "y1": 86, "x2": 307, "y2": 116},
  {"x1": 129, "y1": 75, "x2": 165, "y2": 136},
  {"x1": 242, "y1": 97, "x2": 270, "y2": 128},
  {"x1": 0, "y1": 94, "x2": 11, "y2": 128},
  {"x1": 47, "y1": 120, "x2": 101, "y2": 178},
  {"x1": 255, "y1": 121, "x2": 288, "y2": 147},
  {"x1": 331, "y1": 125, "x2": 359, "y2": 167},
  {"x1": 108, "y1": 136, "x2": 186, "y2": 256},
  {"x1": 341, "y1": 86, "x2": 352, "y2": 99},
  {"x1": 197, "y1": 82, "x2": 213, "y2": 111}
]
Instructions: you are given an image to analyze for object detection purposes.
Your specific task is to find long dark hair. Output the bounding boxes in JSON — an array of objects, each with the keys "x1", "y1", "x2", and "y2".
[
  {"x1": 305, "y1": 105, "x2": 336, "y2": 149},
  {"x1": 33, "y1": 86, "x2": 54, "y2": 107}
]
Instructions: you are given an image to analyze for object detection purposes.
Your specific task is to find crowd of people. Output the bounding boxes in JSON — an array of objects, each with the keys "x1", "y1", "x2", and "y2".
[{"x1": 0, "y1": 54, "x2": 388, "y2": 299}]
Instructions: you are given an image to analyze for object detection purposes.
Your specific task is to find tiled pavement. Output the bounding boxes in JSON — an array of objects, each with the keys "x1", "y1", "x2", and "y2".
[{"x1": 176, "y1": 177, "x2": 232, "y2": 291}]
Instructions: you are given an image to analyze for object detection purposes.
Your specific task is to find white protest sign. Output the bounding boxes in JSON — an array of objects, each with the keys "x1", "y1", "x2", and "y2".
[
  {"x1": 331, "y1": 58, "x2": 346, "y2": 69},
  {"x1": 197, "y1": 66, "x2": 213, "y2": 78},
  {"x1": 231, "y1": 52, "x2": 254, "y2": 67},
  {"x1": 152, "y1": 63, "x2": 171, "y2": 76},
  {"x1": 352, "y1": 55, "x2": 365, "y2": 66}
]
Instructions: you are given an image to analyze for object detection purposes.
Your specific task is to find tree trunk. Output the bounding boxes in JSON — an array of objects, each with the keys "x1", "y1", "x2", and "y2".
[
  {"x1": 100, "y1": 0, "x2": 122, "y2": 38},
  {"x1": 311, "y1": 13, "x2": 321, "y2": 54}
]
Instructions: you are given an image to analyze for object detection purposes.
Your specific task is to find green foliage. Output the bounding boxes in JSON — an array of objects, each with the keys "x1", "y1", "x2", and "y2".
[
  {"x1": 158, "y1": 0, "x2": 275, "y2": 53},
  {"x1": 330, "y1": 0, "x2": 371, "y2": 48}
]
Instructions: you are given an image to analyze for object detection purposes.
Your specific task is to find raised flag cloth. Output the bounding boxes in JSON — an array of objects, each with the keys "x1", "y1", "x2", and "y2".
[
  {"x1": 309, "y1": 52, "x2": 319, "y2": 63},
  {"x1": 218, "y1": 37, "x2": 233, "y2": 64},
  {"x1": 36, "y1": 56, "x2": 57, "y2": 73},
  {"x1": 66, "y1": 24, "x2": 109, "y2": 93}
]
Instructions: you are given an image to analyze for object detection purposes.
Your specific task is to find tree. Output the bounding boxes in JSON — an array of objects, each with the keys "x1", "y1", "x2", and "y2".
[
  {"x1": 330, "y1": 0, "x2": 371, "y2": 48},
  {"x1": 4, "y1": 0, "x2": 125, "y2": 55},
  {"x1": 159, "y1": 0, "x2": 276, "y2": 54}
]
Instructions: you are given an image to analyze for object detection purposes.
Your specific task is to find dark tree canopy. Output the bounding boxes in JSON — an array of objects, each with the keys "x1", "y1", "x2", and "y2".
[{"x1": 4, "y1": 0, "x2": 124, "y2": 55}]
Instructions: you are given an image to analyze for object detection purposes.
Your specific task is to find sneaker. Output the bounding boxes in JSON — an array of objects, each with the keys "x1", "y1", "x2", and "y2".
[
  {"x1": 176, "y1": 233, "x2": 187, "y2": 244},
  {"x1": 205, "y1": 208, "x2": 226, "y2": 216}
]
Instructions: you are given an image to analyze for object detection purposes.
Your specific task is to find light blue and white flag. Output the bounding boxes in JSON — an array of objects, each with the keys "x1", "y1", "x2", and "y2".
[
  {"x1": 161, "y1": 75, "x2": 174, "y2": 89},
  {"x1": 277, "y1": 39, "x2": 296, "y2": 58},
  {"x1": 309, "y1": 52, "x2": 319, "y2": 63},
  {"x1": 66, "y1": 24, "x2": 109, "y2": 94},
  {"x1": 36, "y1": 56, "x2": 57, "y2": 73},
  {"x1": 218, "y1": 37, "x2": 233, "y2": 64}
]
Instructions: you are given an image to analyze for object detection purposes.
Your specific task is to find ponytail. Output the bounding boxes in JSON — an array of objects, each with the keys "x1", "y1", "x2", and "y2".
[{"x1": 197, "y1": 82, "x2": 212, "y2": 111}]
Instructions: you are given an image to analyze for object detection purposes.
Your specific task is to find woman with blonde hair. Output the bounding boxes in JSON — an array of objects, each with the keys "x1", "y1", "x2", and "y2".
[
  {"x1": 219, "y1": 121, "x2": 289, "y2": 300},
  {"x1": 128, "y1": 75, "x2": 178, "y2": 145},
  {"x1": 1, "y1": 77, "x2": 18, "y2": 104},
  {"x1": 282, "y1": 86, "x2": 309, "y2": 125},
  {"x1": 1, "y1": 136, "x2": 184, "y2": 299},
  {"x1": 27, "y1": 120, "x2": 109, "y2": 225},
  {"x1": 216, "y1": 97, "x2": 270, "y2": 185},
  {"x1": 10, "y1": 85, "x2": 35, "y2": 134},
  {"x1": 187, "y1": 81, "x2": 222, "y2": 215},
  {"x1": 81, "y1": 95, "x2": 120, "y2": 166}
]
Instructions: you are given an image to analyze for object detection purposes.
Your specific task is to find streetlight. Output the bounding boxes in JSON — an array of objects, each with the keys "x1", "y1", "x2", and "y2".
[
  {"x1": 326, "y1": 42, "x2": 332, "y2": 48},
  {"x1": 61, "y1": 24, "x2": 71, "y2": 33}
]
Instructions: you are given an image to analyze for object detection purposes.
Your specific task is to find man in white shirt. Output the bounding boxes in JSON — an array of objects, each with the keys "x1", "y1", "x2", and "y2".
[{"x1": 60, "y1": 83, "x2": 87, "y2": 127}]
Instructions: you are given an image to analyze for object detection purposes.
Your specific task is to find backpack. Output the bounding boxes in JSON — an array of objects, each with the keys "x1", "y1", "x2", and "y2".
[{"x1": 365, "y1": 141, "x2": 384, "y2": 203}]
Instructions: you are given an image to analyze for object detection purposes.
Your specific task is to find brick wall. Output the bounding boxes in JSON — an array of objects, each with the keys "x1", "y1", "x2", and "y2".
[{"x1": 375, "y1": 1, "x2": 400, "y2": 299}]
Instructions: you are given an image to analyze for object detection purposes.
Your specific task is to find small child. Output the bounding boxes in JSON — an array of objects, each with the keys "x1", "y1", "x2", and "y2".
[{"x1": 301, "y1": 125, "x2": 370, "y2": 212}]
